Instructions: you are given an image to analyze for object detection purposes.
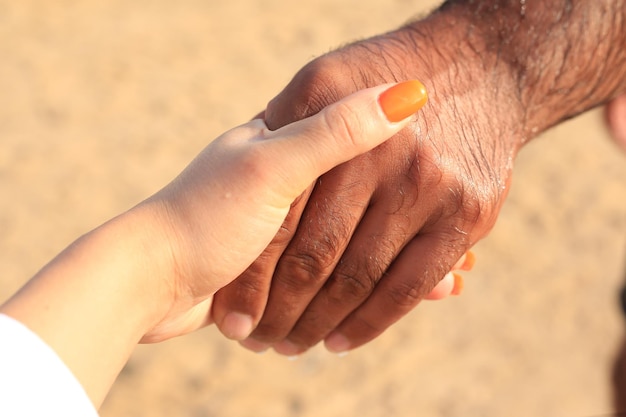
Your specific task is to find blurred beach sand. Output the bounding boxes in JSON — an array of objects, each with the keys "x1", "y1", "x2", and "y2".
[{"x1": 1, "y1": 1, "x2": 626, "y2": 416}]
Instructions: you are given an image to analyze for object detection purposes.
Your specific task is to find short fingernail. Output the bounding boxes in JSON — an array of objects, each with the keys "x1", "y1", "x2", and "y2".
[
  {"x1": 451, "y1": 273, "x2": 464, "y2": 296},
  {"x1": 378, "y1": 80, "x2": 428, "y2": 123},
  {"x1": 459, "y1": 251, "x2": 476, "y2": 271},
  {"x1": 221, "y1": 312, "x2": 254, "y2": 340},
  {"x1": 239, "y1": 338, "x2": 271, "y2": 353},
  {"x1": 324, "y1": 332, "x2": 351, "y2": 354}
]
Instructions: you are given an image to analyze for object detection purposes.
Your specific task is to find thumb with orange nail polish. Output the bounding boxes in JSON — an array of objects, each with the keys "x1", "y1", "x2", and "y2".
[
  {"x1": 379, "y1": 80, "x2": 428, "y2": 122},
  {"x1": 258, "y1": 81, "x2": 429, "y2": 206}
]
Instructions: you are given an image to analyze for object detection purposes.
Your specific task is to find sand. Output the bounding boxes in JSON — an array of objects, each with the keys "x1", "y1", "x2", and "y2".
[{"x1": 1, "y1": 1, "x2": 625, "y2": 416}]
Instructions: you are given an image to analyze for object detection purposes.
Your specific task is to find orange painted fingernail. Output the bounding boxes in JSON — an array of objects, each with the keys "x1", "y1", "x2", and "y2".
[
  {"x1": 459, "y1": 250, "x2": 476, "y2": 271},
  {"x1": 451, "y1": 273, "x2": 464, "y2": 296},
  {"x1": 378, "y1": 80, "x2": 428, "y2": 122}
]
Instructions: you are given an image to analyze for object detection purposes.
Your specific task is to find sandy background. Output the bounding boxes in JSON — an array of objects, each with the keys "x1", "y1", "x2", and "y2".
[{"x1": 1, "y1": 1, "x2": 626, "y2": 416}]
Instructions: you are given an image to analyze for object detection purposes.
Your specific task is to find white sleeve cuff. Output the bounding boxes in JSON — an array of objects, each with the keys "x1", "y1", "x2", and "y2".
[{"x1": 0, "y1": 314, "x2": 99, "y2": 417}]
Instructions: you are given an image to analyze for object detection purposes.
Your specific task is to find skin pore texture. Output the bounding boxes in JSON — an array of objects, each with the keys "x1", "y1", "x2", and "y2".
[{"x1": 211, "y1": 0, "x2": 626, "y2": 356}]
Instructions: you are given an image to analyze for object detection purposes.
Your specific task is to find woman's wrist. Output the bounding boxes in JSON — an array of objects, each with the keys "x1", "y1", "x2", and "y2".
[{"x1": 0, "y1": 203, "x2": 175, "y2": 407}]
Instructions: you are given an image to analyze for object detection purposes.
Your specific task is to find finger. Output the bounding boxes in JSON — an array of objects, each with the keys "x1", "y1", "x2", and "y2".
[
  {"x1": 211, "y1": 91, "x2": 317, "y2": 343},
  {"x1": 273, "y1": 230, "x2": 469, "y2": 354},
  {"x1": 212, "y1": 192, "x2": 310, "y2": 340},
  {"x1": 324, "y1": 232, "x2": 467, "y2": 354},
  {"x1": 246, "y1": 175, "x2": 373, "y2": 349},
  {"x1": 222, "y1": 80, "x2": 428, "y2": 344},
  {"x1": 271, "y1": 196, "x2": 430, "y2": 355},
  {"x1": 252, "y1": 80, "x2": 424, "y2": 348},
  {"x1": 257, "y1": 80, "x2": 428, "y2": 207}
]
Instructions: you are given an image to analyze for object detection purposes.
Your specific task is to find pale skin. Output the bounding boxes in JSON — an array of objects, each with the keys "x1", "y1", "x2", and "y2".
[
  {"x1": 211, "y1": 0, "x2": 626, "y2": 356},
  {"x1": 0, "y1": 83, "x2": 466, "y2": 408}
]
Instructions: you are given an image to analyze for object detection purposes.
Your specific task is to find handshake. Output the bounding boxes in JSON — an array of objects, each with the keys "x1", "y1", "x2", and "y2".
[
  {"x1": 1, "y1": 0, "x2": 625, "y2": 412},
  {"x1": 0, "y1": 80, "x2": 476, "y2": 410}
]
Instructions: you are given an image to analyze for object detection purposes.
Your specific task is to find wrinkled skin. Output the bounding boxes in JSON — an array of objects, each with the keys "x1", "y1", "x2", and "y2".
[
  {"x1": 212, "y1": 27, "x2": 523, "y2": 354},
  {"x1": 213, "y1": 0, "x2": 626, "y2": 355}
]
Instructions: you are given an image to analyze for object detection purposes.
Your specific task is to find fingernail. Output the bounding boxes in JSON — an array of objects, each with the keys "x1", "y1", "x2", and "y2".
[
  {"x1": 324, "y1": 332, "x2": 350, "y2": 354},
  {"x1": 378, "y1": 80, "x2": 428, "y2": 123},
  {"x1": 221, "y1": 312, "x2": 254, "y2": 340},
  {"x1": 451, "y1": 273, "x2": 464, "y2": 296},
  {"x1": 459, "y1": 251, "x2": 476, "y2": 271},
  {"x1": 239, "y1": 338, "x2": 271, "y2": 353}
]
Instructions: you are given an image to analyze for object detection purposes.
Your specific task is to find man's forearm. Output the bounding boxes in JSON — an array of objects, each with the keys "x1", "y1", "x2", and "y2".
[{"x1": 429, "y1": 0, "x2": 625, "y2": 141}]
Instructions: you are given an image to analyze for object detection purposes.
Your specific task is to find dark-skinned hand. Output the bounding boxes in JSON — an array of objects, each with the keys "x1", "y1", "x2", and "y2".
[{"x1": 212, "y1": 0, "x2": 626, "y2": 355}]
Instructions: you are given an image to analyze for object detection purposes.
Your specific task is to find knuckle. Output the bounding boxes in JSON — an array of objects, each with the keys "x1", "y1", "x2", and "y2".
[
  {"x1": 229, "y1": 272, "x2": 266, "y2": 297},
  {"x1": 414, "y1": 137, "x2": 505, "y2": 238},
  {"x1": 215, "y1": 275, "x2": 268, "y2": 320},
  {"x1": 276, "y1": 214, "x2": 353, "y2": 292},
  {"x1": 328, "y1": 267, "x2": 378, "y2": 302},
  {"x1": 386, "y1": 280, "x2": 424, "y2": 309},
  {"x1": 443, "y1": 176, "x2": 500, "y2": 236},
  {"x1": 325, "y1": 238, "x2": 398, "y2": 304},
  {"x1": 277, "y1": 251, "x2": 335, "y2": 291},
  {"x1": 265, "y1": 56, "x2": 349, "y2": 128},
  {"x1": 386, "y1": 272, "x2": 440, "y2": 309}
]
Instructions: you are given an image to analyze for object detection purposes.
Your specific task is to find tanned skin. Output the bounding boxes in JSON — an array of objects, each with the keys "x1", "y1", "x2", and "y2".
[{"x1": 212, "y1": 0, "x2": 626, "y2": 355}]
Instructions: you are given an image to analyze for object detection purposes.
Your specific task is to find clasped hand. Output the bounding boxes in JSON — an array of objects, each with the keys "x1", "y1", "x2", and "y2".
[{"x1": 212, "y1": 33, "x2": 515, "y2": 356}]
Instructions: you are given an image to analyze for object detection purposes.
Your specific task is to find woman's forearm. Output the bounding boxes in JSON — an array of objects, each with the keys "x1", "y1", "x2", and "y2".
[{"x1": 0, "y1": 206, "x2": 172, "y2": 407}]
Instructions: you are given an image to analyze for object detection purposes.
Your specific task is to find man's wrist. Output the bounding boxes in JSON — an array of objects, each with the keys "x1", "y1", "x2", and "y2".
[
  {"x1": 379, "y1": 7, "x2": 526, "y2": 151},
  {"x1": 430, "y1": 0, "x2": 626, "y2": 139}
]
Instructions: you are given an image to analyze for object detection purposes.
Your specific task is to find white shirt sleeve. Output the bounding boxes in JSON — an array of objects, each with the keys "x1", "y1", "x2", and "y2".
[{"x1": 0, "y1": 314, "x2": 99, "y2": 417}]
